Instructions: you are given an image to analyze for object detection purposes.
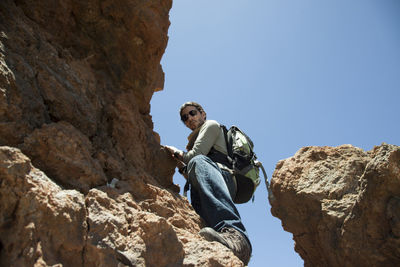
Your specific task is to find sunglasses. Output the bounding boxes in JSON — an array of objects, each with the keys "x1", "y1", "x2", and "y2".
[{"x1": 181, "y1": 109, "x2": 198, "y2": 122}]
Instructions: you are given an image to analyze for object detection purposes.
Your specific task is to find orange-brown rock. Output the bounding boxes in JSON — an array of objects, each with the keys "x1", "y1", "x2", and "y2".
[
  {"x1": 270, "y1": 143, "x2": 400, "y2": 266},
  {"x1": 0, "y1": 146, "x2": 87, "y2": 266},
  {"x1": 0, "y1": 0, "x2": 244, "y2": 266},
  {"x1": 21, "y1": 121, "x2": 107, "y2": 192},
  {"x1": 1, "y1": 146, "x2": 243, "y2": 266}
]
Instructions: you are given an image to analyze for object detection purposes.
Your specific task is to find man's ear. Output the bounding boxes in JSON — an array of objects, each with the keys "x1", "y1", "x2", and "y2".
[{"x1": 201, "y1": 111, "x2": 207, "y2": 120}]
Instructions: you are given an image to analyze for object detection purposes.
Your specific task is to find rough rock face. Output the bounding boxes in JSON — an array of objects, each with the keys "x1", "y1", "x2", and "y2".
[
  {"x1": 1, "y1": 147, "x2": 242, "y2": 266},
  {"x1": 0, "y1": 0, "x2": 244, "y2": 266},
  {"x1": 270, "y1": 143, "x2": 400, "y2": 266}
]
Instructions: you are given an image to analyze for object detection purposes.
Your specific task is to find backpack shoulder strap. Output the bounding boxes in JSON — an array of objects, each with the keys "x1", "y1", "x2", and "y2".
[{"x1": 221, "y1": 125, "x2": 233, "y2": 158}]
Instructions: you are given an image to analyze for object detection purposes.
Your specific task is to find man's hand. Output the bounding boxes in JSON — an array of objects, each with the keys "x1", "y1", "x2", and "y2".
[
  {"x1": 164, "y1": 145, "x2": 187, "y2": 179},
  {"x1": 164, "y1": 145, "x2": 184, "y2": 161}
]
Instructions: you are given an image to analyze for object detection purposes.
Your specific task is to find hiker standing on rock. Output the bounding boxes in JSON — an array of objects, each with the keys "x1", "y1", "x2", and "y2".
[{"x1": 165, "y1": 101, "x2": 252, "y2": 265}]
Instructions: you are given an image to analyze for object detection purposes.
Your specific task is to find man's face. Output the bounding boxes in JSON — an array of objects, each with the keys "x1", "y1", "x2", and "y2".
[{"x1": 181, "y1": 106, "x2": 206, "y2": 130}]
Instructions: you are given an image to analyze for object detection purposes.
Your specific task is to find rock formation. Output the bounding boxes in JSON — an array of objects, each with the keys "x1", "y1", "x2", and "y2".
[
  {"x1": 270, "y1": 143, "x2": 400, "y2": 266},
  {"x1": 0, "y1": 0, "x2": 243, "y2": 266},
  {"x1": 3, "y1": 0, "x2": 398, "y2": 266}
]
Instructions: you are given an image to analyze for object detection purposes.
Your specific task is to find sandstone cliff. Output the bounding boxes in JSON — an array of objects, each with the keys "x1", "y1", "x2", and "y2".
[
  {"x1": 270, "y1": 143, "x2": 400, "y2": 266},
  {"x1": 0, "y1": 0, "x2": 243, "y2": 266}
]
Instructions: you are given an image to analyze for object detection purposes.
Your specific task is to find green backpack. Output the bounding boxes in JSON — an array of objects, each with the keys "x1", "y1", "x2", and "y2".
[{"x1": 221, "y1": 125, "x2": 269, "y2": 204}]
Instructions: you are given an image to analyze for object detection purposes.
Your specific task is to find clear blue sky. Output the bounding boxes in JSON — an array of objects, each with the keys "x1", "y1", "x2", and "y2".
[{"x1": 151, "y1": 1, "x2": 400, "y2": 266}]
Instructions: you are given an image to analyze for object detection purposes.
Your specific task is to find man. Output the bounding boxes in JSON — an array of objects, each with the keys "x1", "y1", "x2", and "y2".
[{"x1": 165, "y1": 101, "x2": 252, "y2": 265}]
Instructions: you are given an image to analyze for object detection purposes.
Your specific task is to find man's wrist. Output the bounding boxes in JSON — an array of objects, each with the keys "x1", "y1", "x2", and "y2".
[{"x1": 178, "y1": 165, "x2": 186, "y2": 174}]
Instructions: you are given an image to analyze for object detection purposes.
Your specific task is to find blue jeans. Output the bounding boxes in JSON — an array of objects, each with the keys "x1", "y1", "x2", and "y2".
[{"x1": 187, "y1": 155, "x2": 251, "y2": 245}]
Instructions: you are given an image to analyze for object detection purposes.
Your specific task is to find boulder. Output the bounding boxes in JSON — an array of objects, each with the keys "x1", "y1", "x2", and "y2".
[{"x1": 270, "y1": 143, "x2": 400, "y2": 266}]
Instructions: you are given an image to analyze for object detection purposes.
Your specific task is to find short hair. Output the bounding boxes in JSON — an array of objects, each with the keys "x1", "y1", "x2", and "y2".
[{"x1": 179, "y1": 101, "x2": 206, "y2": 120}]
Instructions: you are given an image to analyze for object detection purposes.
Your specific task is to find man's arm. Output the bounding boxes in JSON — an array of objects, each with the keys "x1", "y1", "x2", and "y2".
[
  {"x1": 164, "y1": 145, "x2": 184, "y2": 160},
  {"x1": 182, "y1": 120, "x2": 220, "y2": 163}
]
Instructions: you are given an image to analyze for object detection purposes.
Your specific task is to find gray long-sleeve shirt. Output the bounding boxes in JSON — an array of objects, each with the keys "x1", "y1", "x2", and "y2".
[{"x1": 182, "y1": 120, "x2": 228, "y2": 164}]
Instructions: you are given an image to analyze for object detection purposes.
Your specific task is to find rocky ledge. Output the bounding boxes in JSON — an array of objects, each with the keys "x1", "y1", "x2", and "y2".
[
  {"x1": 270, "y1": 143, "x2": 400, "y2": 266},
  {"x1": 0, "y1": 146, "x2": 242, "y2": 266}
]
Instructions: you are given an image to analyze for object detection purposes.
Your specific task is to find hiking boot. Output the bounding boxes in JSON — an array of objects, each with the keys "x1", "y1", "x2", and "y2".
[{"x1": 199, "y1": 227, "x2": 252, "y2": 265}]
